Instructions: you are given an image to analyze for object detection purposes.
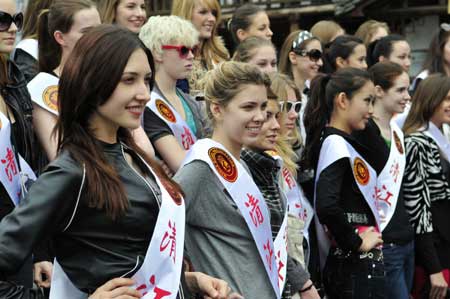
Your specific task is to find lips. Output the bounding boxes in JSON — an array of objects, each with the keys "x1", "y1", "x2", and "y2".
[
  {"x1": 246, "y1": 125, "x2": 262, "y2": 136},
  {"x1": 126, "y1": 105, "x2": 144, "y2": 117}
]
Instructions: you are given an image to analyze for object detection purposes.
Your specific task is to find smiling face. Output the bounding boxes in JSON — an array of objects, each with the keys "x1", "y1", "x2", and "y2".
[
  {"x1": 0, "y1": 0, "x2": 18, "y2": 54},
  {"x1": 345, "y1": 81, "x2": 375, "y2": 131},
  {"x1": 245, "y1": 99, "x2": 280, "y2": 151},
  {"x1": 281, "y1": 86, "x2": 300, "y2": 137},
  {"x1": 247, "y1": 45, "x2": 277, "y2": 74},
  {"x1": 295, "y1": 39, "x2": 323, "y2": 81},
  {"x1": 345, "y1": 44, "x2": 368, "y2": 70},
  {"x1": 190, "y1": 0, "x2": 216, "y2": 39},
  {"x1": 239, "y1": 11, "x2": 272, "y2": 42},
  {"x1": 431, "y1": 90, "x2": 450, "y2": 128},
  {"x1": 90, "y1": 48, "x2": 152, "y2": 136},
  {"x1": 388, "y1": 41, "x2": 411, "y2": 72},
  {"x1": 378, "y1": 72, "x2": 410, "y2": 115},
  {"x1": 115, "y1": 0, "x2": 146, "y2": 33}
]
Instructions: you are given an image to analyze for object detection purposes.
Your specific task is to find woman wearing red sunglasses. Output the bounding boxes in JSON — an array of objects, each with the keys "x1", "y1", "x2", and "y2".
[{"x1": 139, "y1": 15, "x2": 209, "y2": 174}]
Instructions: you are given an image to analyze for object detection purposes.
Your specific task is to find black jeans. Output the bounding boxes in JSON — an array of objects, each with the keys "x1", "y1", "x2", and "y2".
[{"x1": 323, "y1": 250, "x2": 386, "y2": 299}]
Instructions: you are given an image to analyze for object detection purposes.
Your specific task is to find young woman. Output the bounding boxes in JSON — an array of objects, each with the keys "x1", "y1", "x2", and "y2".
[
  {"x1": 12, "y1": 0, "x2": 53, "y2": 82},
  {"x1": 367, "y1": 34, "x2": 412, "y2": 72},
  {"x1": 174, "y1": 61, "x2": 290, "y2": 298},
  {"x1": 310, "y1": 20, "x2": 345, "y2": 45},
  {"x1": 322, "y1": 35, "x2": 368, "y2": 74},
  {"x1": 354, "y1": 61, "x2": 414, "y2": 299},
  {"x1": 241, "y1": 85, "x2": 320, "y2": 299},
  {"x1": 98, "y1": 0, "x2": 147, "y2": 34},
  {"x1": 402, "y1": 74, "x2": 450, "y2": 299},
  {"x1": 0, "y1": 24, "x2": 234, "y2": 299},
  {"x1": 171, "y1": 0, "x2": 230, "y2": 94},
  {"x1": 232, "y1": 36, "x2": 277, "y2": 74},
  {"x1": 228, "y1": 4, "x2": 272, "y2": 45},
  {"x1": 303, "y1": 68, "x2": 385, "y2": 299},
  {"x1": 355, "y1": 20, "x2": 390, "y2": 47},
  {"x1": 139, "y1": 15, "x2": 209, "y2": 173},
  {"x1": 28, "y1": 0, "x2": 101, "y2": 161}
]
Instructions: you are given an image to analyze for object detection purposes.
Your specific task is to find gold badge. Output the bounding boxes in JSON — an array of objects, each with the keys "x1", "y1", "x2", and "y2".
[
  {"x1": 42, "y1": 85, "x2": 58, "y2": 112},
  {"x1": 393, "y1": 131, "x2": 404, "y2": 154},
  {"x1": 156, "y1": 99, "x2": 176, "y2": 123},
  {"x1": 353, "y1": 157, "x2": 370, "y2": 186},
  {"x1": 208, "y1": 147, "x2": 238, "y2": 182}
]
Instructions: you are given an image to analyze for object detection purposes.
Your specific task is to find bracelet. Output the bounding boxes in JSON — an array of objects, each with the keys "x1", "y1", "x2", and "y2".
[{"x1": 299, "y1": 283, "x2": 314, "y2": 293}]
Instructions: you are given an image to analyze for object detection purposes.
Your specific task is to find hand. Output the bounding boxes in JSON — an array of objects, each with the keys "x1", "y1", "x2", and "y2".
[
  {"x1": 88, "y1": 278, "x2": 142, "y2": 299},
  {"x1": 33, "y1": 261, "x2": 53, "y2": 288},
  {"x1": 298, "y1": 280, "x2": 320, "y2": 299},
  {"x1": 429, "y1": 272, "x2": 448, "y2": 299},
  {"x1": 358, "y1": 227, "x2": 383, "y2": 252},
  {"x1": 185, "y1": 272, "x2": 244, "y2": 299}
]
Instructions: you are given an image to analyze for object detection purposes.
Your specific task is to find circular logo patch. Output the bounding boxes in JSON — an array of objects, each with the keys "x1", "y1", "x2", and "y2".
[
  {"x1": 155, "y1": 99, "x2": 176, "y2": 123},
  {"x1": 393, "y1": 131, "x2": 404, "y2": 154},
  {"x1": 208, "y1": 147, "x2": 238, "y2": 182},
  {"x1": 353, "y1": 157, "x2": 370, "y2": 186},
  {"x1": 42, "y1": 85, "x2": 58, "y2": 112}
]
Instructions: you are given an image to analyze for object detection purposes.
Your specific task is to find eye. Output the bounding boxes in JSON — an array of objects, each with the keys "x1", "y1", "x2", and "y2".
[
  {"x1": 122, "y1": 76, "x2": 135, "y2": 84},
  {"x1": 266, "y1": 111, "x2": 273, "y2": 119}
]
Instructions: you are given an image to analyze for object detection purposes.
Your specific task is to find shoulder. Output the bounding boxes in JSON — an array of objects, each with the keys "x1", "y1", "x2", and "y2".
[
  {"x1": 405, "y1": 132, "x2": 437, "y2": 151},
  {"x1": 44, "y1": 151, "x2": 85, "y2": 179}
]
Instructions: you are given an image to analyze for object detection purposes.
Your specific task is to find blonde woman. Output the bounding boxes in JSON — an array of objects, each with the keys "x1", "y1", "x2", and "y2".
[
  {"x1": 355, "y1": 20, "x2": 390, "y2": 47},
  {"x1": 172, "y1": 0, "x2": 230, "y2": 93},
  {"x1": 97, "y1": 0, "x2": 146, "y2": 33},
  {"x1": 310, "y1": 20, "x2": 344, "y2": 45},
  {"x1": 232, "y1": 36, "x2": 277, "y2": 74}
]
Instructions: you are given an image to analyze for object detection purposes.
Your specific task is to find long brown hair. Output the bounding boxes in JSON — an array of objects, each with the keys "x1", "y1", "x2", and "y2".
[
  {"x1": 57, "y1": 24, "x2": 181, "y2": 220},
  {"x1": 403, "y1": 74, "x2": 450, "y2": 135},
  {"x1": 37, "y1": 0, "x2": 95, "y2": 73},
  {"x1": 22, "y1": 0, "x2": 54, "y2": 39}
]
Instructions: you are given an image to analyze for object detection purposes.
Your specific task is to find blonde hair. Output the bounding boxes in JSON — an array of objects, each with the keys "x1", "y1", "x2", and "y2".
[
  {"x1": 203, "y1": 61, "x2": 270, "y2": 122},
  {"x1": 97, "y1": 0, "x2": 118, "y2": 24},
  {"x1": 355, "y1": 20, "x2": 390, "y2": 46},
  {"x1": 232, "y1": 36, "x2": 276, "y2": 63},
  {"x1": 139, "y1": 15, "x2": 199, "y2": 57},
  {"x1": 172, "y1": 0, "x2": 229, "y2": 69},
  {"x1": 310, "y1": 20, "x2": 343, "y2": 44}
]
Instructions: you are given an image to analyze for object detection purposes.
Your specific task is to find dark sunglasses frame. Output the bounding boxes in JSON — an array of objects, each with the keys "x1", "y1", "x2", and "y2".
[
  {"x1": 161, "y1": 45, "x2": 198, "y2": 59},
  {"x1": 292, "y1": 48, "x2": 322, "y2": 62},
  {"x1": 280, "y1": 101, "x2": 302, "y2": 113},
  {"x1": 0, "y1": 11, "x2": 23, "y2": 32}
]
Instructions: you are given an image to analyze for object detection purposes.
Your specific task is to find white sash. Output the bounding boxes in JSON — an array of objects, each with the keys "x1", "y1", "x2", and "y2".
[
  {"x1": 424, "y1": 121, "x2": 450, "y2": 162},
  {"x1": 147, "y1": 89, "x2": 196, "y2": 150},
  {"x1": 314, "y1": 134, "x2": 379, "y2": 269},
  {"x1": 377, "y1": 121, "x2": 406, "y2": 231},
  {"x1": 183, "y1": 139, "x2": 287, "y2": 298},
  {"x1": 0, "y1": 112, "x2": 36, "y2": 206},
  {"x1": 50, "y1": 153, "x2": 185, "y2": 299},
  {"x1": 14, "y1": 38, "x2": 38, "y2": 60},
  {"x1": 27, "y1": 72, "x2": 59, "y2": 115}
]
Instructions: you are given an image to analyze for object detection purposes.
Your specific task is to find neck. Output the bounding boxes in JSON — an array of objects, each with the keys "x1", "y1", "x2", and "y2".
[
  {"x1": 329, "y1": 113, "x2": 351, "y2": 134},
  {"x1": 89, "y1": 113, "x2": 119, "y2": 144},
  {"x1": 155, "y1": 69, "x2": 177, "y2": 98},
  {"x1": 211, "y1": 128, "x2": 242, "y2": 161},
  {"x1": 55, "y1": 50, "x2": 70, "y2": 76},
  {"x1": 372, "y1": 103, "x2": 393, "y2": 130},
  {"x1": 431, "y1": 118, "x2": 443, "y2": 130},
  {"x1": 292, "y1": 69, "x2": 305, "y2": 92}
]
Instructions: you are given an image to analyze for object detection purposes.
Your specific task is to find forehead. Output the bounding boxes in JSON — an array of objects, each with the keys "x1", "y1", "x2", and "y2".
[
  {"x1": 0, "y1": 0, "x2": 16, "y2": 13},
  {"x1": 392, "y1": 72, "x2": 410, "y2": 86},
  {"x1": 124, "y1": 48, "x2": 151, "y2": 72},
  {"x1": 252, "y1": 45, "x2": 276, "y2": 58},
  {"x1": 251, "y1": 12, "x2": 269, "y2": 24},
  {"x1": 392, "y1": 40, "x2": 410, "y2": 52},
  {"x1": 305, "y1": 39, "x2": 322, "y2": 51},
  {"x1": 355, "y1": 81, "x2": 375, "y2": 96},
  {"x1": 72, "y1": 7, "x2": 101, "y2": 28},
  {"x1": 119, "y1": 0, "x2": 145, "y2": 5},
  {"x1": 194, "y1": 0, "x2": 218, "y2": 10},
  {"x1": 352, "y1": 44, "x2": 366, "y2": 55}
]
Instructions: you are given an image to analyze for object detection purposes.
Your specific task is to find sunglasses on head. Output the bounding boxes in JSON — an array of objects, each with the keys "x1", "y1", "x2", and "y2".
[
  {"x1": 292, "y1": 48, "x2": 322, "y2": 62},
  {"x1": 0, "y1": 11, "x2": 23, "y2": 32},
  {"x1": 279, "y1": 101, "x2": 302, "y2": 113},
  {"x1": 161, "y1": 45, "x2": 198, "y2": 59}
]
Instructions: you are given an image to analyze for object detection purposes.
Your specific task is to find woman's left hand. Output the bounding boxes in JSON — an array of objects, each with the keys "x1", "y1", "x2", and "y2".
[{"x1": 185, "y1": 272, "x2": 244, "y2": 299}]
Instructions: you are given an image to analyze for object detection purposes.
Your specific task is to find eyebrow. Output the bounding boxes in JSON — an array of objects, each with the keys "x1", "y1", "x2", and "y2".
[{"x1": 122, "y1": 71, "x2": 153, "y2": 76}]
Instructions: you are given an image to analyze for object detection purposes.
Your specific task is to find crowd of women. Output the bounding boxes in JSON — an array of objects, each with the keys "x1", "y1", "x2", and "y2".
[{"x1": 0, "y1": 0, "x2": 449, "y2": 298}]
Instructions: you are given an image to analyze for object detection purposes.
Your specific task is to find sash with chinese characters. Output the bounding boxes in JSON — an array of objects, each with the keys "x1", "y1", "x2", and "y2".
[
  {"x1": 314, "y1": 134, "x2": 380, "y2": 269},
  {"x1": 424, "y1": 121, "x2": 450, "y2": 162},
  {"x1": 377, "y1": 121, "x2": 406, "y2": 231},
  {"x1": 183, "y1": 139, "x2": 287, "y2": 298},
  {"x1": 27, "y1": 72, "x2": 59, "y2": 115},
  {"x1": 49, "y1": 154, "x2": 186, "y2": 299},
  {"x1": 15, "y1": 38, "x2": 38, "y2": 60},
  {"x1": 0, "y1": 112, "x2": 36, "y2": 206},
  {"x1": 148, "y1": 89, "x2": 196, "y2": 150}
]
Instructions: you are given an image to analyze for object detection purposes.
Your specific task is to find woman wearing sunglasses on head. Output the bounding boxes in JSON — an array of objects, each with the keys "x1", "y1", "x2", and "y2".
[
  {"x1": 140, "y1": 16, "x2": 209, "y2": 174},
  {"x1": 232, "y1": 36, "x2": 277, "y2": 74}
]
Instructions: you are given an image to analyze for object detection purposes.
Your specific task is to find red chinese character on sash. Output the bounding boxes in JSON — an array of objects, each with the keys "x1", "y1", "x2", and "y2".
[
  {"x1": 389, "y1": 161, "x2": 400, "y2": 183},
  {"x1": 1, "y1": 148, "x2": 17, "y2": 182},
  {"x1": 245, "y1": 193, "x2": 264, "y2": 227},
  {"x1": 282, "y1": 168, "x2": 295, "y2": 189},
  {"x1": 276, "y1": 250, "x2": 285, "y2": 287},
  {"x1": 263, "y1": 239, "x2": 274, "y2": 271},
  {"x1": 160, "y1": 220, "x2": 177, "y2": 263},
  {"x1": 136, "y1": 275, "x2": 172, "y2": 299},
  {"x1": 181, "y1": 127, "x2": 195, "y2": 150},
  {"x1": 373, "y1": 184, "x2": 393, "y2": 207}
]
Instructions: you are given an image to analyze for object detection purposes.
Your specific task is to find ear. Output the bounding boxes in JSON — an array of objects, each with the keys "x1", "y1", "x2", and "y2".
[
  {"x1": 335, "y1": 92, "x2": 349, "y2": 111},
  {"x1": 335, "y1": 57, "x2": 347, "y2": 69},
  {"x1": 374, "y1": 85, "x2": 385, "y2": 98},
  {"x1": 288, "y1": 51, "x2": 297, "y2": 65},
  {"x1": 53, "y1": 30, "x2": 65, "y2": 47},
  {"x1": 153, "y1": 50, "x2": 164, "y2": 64},
  {"x1": 236, "y1": 29, "x2": 248, "y2": 42},
  {"x1": 210, "y1": 101, "x2": 224, "y2": 122}
]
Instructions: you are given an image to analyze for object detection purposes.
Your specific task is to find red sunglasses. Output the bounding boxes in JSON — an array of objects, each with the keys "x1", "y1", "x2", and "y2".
[{"x1": 161, "y1": 45, "x2": 198, "y2": 59}]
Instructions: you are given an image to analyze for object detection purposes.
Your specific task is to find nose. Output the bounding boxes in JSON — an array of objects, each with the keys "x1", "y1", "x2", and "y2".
[
  {"x1": 137, "y1": 81, "x2": 151, "y2": 102},
  {"x1": 255, "y1": 107, "x2": 266, "y2": 122},
  {"x1": 267, "y1": 28, "x2": 273, "y2": 38},
  {"x1": 317, "y1": 58, "x2": 323, "y2": 67},
  {"x1": 368, "y1": 101, "x2": 374, "y2": 115},
  {"x1": 361, "y1": 60, "x2": 368, "y2": 70},
  {"x1": 8, "y1": 21, "x2": 17, "y2": 33},
  {"x1": 272, "y1": 118, "x2": 281, "y2": 131},
  {"x1": 186, "y1": 49, "x2": 195, "y2": 60},
  {"x1": 404, "y1": 91, "x2": 411, "y2": 101},
  {"x1": 288, "y1": 109, "x2": 298, "y2": 120},
  {"x1": 136, "y1": 7, "x2": 146, "y2": 18},
  {"x1": 207, "y1": 12, "x2": 216, "y2": 22}
]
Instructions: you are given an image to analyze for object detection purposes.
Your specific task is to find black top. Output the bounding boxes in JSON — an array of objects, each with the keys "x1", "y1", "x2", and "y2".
[
  {"x1": 353, "y1": 119, "x2": 414, "y2": 245},
  {"x1": 12, "y1": 49, "x2": 38, "y2": 83},
  {"x1": 315, "y1": 127, "x2": 377, "y2": 252}
]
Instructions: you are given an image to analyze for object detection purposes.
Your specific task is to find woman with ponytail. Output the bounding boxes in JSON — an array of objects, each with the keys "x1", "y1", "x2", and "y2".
[
  {"x1": 366, "y1": 34, "x2": 411, "y2": 71},
  {"x1": 228, "y1": 4, "x2": 272, "y2": 46},
  {"x1": 303, "y1": 68, "x2": 386, "y2": 298},
  {"x1": 322, "y1": 35, "x2": 367, "y2": 74}
]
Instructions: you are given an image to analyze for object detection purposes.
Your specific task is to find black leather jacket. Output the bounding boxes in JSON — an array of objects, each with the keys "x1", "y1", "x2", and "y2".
[{"x1": 0, "y1": 141, "x2": 189, "y2": 297}]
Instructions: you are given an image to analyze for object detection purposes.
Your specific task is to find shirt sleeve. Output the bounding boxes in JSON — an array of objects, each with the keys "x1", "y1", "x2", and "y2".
[
  {"x1": 315, "y1": 158, "x2": 363, "y2": 252},
  {"x1": 142, "y1": 107, "x2": 173, "y2": 144}
]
